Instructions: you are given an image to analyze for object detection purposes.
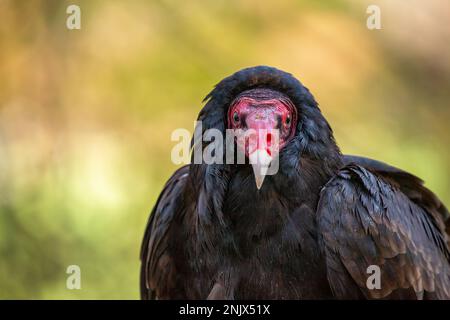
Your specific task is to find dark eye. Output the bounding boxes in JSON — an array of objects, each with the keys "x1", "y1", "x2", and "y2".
[
  {"x1": 286, "y1": 115, "x2": 291, "y2": 126},
  {"x1": 233, "y1": 111, "x2": 240, "y2": 123}
]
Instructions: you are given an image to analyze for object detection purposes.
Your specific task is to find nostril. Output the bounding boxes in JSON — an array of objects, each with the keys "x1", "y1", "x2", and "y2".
[{"x1": 266, "y1": 133, "x2": 273, "y2": 146}]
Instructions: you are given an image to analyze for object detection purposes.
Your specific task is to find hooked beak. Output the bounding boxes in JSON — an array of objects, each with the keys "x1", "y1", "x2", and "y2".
[{"x1": 249, "y1": 149, "x2": 273, "y2": 190}]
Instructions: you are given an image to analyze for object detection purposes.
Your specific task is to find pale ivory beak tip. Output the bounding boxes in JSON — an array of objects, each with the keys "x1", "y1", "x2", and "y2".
[
  {"x1": 249, "y1": 150, "x2": 272, "y2": 190},
  {"x1": 255, "y1": 173, "x2": 265, "y2": 190}
]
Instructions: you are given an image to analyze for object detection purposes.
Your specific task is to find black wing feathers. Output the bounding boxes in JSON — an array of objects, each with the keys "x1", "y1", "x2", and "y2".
[
  {"x1": 318, "y1": 164, "x2": 450, "y2": 299},
  {"x1": 343, "y1": 155, "x2": 450, "y2": 239},
  {"x1": 140, "y1": 165, "x2": 189, "y2": 299}
]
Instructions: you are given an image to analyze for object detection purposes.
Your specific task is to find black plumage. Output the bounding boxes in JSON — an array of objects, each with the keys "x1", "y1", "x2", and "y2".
[{"x1": 140, "y1": 66, "x2": 450, "y2": 299}]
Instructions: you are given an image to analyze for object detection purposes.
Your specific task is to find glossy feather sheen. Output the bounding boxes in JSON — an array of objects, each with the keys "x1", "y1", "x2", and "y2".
[{"x1": 140, "y1": 66, "x2": 450, "y2": 300}]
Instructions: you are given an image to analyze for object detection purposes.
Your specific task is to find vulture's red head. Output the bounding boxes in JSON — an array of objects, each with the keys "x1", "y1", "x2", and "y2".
[
  {"x1": 227, "y1": 88, "x2": 297, "y2": 188},
  {"x1": 195, "y1": 66, "x2": 340, "y2": 190}
]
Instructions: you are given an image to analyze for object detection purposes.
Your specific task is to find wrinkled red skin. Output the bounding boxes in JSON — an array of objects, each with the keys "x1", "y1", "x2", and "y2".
[{"x1": 227, "y1": 96, "x2": 297, "y2": 157}]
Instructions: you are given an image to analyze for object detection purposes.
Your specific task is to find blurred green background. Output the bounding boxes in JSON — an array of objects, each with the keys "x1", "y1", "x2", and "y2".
[{"x1": 0, "y1": 0, "x2": 449, "y2": 299}]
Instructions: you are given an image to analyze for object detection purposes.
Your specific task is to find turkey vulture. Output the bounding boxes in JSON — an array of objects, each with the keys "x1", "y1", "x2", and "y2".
[{"x1": 140, "y1": 66, "x2": 450, "y2": 299}]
